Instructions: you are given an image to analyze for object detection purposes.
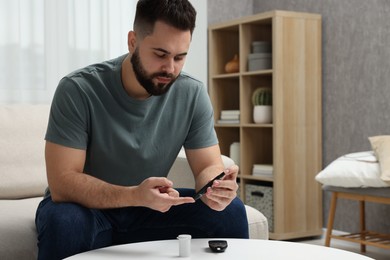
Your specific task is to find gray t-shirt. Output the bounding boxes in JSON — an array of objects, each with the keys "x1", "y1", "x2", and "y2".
[{"x1": 45, "y1": 55, "x2": 218, "y2": 186}]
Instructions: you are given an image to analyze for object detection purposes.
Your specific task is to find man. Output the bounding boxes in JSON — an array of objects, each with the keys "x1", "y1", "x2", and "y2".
[{"x1": 35, "y1": 0, "x2": 249, "y2": 259}]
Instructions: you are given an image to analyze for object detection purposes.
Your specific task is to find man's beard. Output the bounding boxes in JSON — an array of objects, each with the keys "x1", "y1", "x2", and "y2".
[{"x1": 130, "y1": 48, "x2": 178, "y2": 96}]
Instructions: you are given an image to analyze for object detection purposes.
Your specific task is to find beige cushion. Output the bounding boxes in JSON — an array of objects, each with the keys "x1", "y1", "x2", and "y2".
[
  {"x1": 369, "y1": 135, "x2": 390, "y2": 184},
  {"x1": 0, "y1": 105, "x2": 50, "y2": 199},
  {"x1": 0, "y1": 197, "x2": 42, "y2": 260}
]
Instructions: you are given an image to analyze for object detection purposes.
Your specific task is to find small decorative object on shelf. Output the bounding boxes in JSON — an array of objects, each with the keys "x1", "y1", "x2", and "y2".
[
  {"x1": 252, "y1": 87, "x2": 272, "y2": 123},
  {"x1": 229, "y1": 142, "x2": 240, "y2": 167},
  {"x1": 224, "y1": 54, "x2": 239, "y2": 73},
  {"x1": 248, "y1": 41, "x2": 272, "y2": 71}
]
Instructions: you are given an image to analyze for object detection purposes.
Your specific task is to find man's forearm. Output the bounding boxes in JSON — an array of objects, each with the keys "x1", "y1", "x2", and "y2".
[{"x1": 49, "y1": 171, "x2": 137, "y2": 209}]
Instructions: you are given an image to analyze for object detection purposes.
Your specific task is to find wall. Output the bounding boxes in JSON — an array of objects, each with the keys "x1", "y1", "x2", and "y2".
[
  {"x1": 207, "y1": 0, "x2": 253, "y2": 25},
  {"x1": 184, "y1": 0, "x2": 208, "y2": 86},
  {"x1": 208, "y1": 0, "x2": 390, "y2": 234}
]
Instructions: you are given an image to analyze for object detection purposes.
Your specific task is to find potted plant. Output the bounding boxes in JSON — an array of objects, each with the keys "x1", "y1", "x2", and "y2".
[{"x1": 252, "y1": 87, "x2": 272, "y2": 123}]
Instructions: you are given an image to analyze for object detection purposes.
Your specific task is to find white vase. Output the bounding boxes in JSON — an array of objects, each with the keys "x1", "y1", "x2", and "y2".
[
  {"x1": 229, "y1": 142, "x2": 240, "y2": 166},
  {"x1": 253, "y1": 105, "x2": 272, "y2": 123}
]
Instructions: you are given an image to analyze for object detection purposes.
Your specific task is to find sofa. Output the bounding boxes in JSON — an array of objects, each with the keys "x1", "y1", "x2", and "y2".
[{"x1": 0, "y1": 104, "x2": 268, "y2": 260}]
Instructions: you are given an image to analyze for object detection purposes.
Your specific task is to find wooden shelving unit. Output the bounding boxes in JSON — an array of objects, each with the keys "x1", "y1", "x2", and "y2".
[{"x1": 208, "y1": 10, "x2": 323, "y2": 240}]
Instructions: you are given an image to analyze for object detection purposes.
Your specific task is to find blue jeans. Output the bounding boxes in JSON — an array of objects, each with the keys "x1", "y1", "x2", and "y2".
[{"x1": 35, "y1": 188, "x2": 249, "y2": 260}]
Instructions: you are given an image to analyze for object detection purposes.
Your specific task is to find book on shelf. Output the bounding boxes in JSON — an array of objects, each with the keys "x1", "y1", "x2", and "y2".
[
  {"x1": 221, "y1": 110, "x2": 240, "y2": 116},
  {"x1": 220, "y1": 110, "x2": 240, "y2": 121},
  {"x1": 217, "y1": 119, "x2": 240, "y2": 124},
  {"x1": 221, "y1": 114, "x2": 240, "y2": 120},
  {"x1": 252, "y1": 164, "x2": 273, "y2": 177}
]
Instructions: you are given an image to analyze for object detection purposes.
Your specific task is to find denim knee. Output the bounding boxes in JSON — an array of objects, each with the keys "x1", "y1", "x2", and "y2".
[
  {"x1": 222, "y1": 197, "x2": 249, "y2": 238},
  {"x1": 38, "y1": 201, "x2": 93, "y2": 236},
  {"x1": 36, "y1": 198, "x2": 110, "y2": 260}
]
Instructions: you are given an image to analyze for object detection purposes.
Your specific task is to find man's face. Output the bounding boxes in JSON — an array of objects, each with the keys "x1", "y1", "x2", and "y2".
[
  {"x1": 130, "y1": 21, "x2": 191, "y2": 96},
  {"x1": 131, "y1": 47, "x2": 177, "y2": 96}
]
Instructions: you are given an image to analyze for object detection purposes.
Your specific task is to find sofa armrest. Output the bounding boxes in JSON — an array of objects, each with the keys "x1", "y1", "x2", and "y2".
[
  {"x1": 0, "y1": 105, "x2": 49, "y2": 199},
  {"x1": 245, "y1": 205, "x2": 269, "y2": 239},
  {"x1": 167, "y1": 149, "x2": 234, "y2": 189}
]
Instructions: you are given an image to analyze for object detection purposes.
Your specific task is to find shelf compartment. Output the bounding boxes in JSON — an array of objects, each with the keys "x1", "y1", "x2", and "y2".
[
  {"x1": 215, "y1": 127, "x2": 240, "y2": 158},
  {"x1": 209, "y1": 25, "x2": 240, "y2": 75},
  {"x1": 240, "y1": 74, "x2": 272, "y2": 124},
  {"x1": 210, "y1": 77, "x2": 240, "y2": 123},
  {"x1": 240, "y1": 19, "x2": 273, "y2": 73},
  {"x1": 240, "y1": 127, "x2": 273, "y2": 177}
]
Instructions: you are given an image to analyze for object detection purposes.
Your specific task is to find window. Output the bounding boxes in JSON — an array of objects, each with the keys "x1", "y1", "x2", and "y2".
[{"x1": 0, "y1": 0, "x2": 136, "y2": 103}]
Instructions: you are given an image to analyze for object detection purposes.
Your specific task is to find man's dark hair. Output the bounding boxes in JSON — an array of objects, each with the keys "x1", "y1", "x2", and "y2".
[{"x1": 134, "y1": 0, "x2": 196, "y2": 39}]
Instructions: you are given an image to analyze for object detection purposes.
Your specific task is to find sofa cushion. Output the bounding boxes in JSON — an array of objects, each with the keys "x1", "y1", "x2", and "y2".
[
  {"x1": 0, "y1": 105, "x2": 49, "y2": 199},
  {"x1": 0, "y1": 197, "x2": 42, "y2": 260},
  {"x1": 369, "y1": 135, "x2": 390, "y2": 184}
]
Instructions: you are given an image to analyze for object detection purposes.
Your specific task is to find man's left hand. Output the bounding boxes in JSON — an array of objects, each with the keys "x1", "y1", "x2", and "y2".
[{"x1": 201, "y1": 165, "x2": 239, "y2": 211}]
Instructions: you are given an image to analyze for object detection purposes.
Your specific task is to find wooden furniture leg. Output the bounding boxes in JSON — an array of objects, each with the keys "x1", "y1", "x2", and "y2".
[
  {"x1": 325, "y1": 192, "x2": 338, "y2": 247},
  {"x1": 359, "y1": 200, "x2": 366, "y2": 253}
]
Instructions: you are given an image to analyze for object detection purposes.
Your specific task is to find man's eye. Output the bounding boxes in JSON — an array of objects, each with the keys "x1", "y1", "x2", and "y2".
[
  {"x1": 155, "y1": 53, "x2": 166, "y2": 58},
  {"x1": 174, "y1": 56, "x2": 184, "y2": 61}
]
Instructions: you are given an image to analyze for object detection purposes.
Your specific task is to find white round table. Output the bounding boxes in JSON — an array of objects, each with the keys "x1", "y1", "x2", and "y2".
[{"x1": 65, "y1": 238, "x2": 374, "y2": 260}]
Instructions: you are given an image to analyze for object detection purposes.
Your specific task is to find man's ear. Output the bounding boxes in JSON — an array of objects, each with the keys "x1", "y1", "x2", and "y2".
[{"x1": 128, "y1": 31, "x2": 137, "y2": 52}]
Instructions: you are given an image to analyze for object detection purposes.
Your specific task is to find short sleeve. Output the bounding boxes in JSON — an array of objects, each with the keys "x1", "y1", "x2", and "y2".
[
  {"x1": 183, "y1": 85, "x2": 218, "y2": 149},
  {"x1": 45, "y1": 77, "x2": 89, "y2": 150}
]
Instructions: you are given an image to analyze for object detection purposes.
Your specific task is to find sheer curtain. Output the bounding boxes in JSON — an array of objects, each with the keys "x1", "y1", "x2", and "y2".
[{"x1": 0, "y1": 0, "x2": 136, "y2": 104}]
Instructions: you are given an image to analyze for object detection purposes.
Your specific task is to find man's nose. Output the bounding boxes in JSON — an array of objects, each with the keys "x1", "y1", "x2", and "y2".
[{"x1": 162, "y1": 59, "x2": 175, "y2": 74}]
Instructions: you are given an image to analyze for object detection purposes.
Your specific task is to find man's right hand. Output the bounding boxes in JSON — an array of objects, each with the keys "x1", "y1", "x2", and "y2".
[{"x1": 133, "y1": 177, "x2": 195, "y2": 212}]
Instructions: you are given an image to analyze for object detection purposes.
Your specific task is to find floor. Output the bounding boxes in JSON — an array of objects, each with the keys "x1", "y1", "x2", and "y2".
[{"x1": 294, "y1": 230, "x2": 390, "y2": 260}]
